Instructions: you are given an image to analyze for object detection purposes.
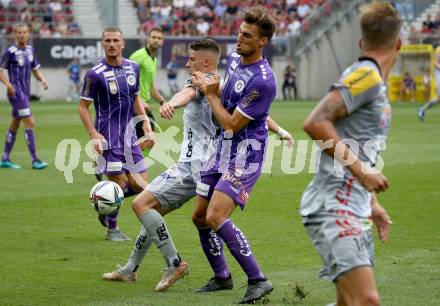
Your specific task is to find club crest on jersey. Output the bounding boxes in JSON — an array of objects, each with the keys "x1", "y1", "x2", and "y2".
[
  {"x1": 108, "y1": 81, "x2": 118, "y2": 94},
  {"x1": 127, "y1": 75, "x2": 136, "y2": 86},
  {"x1": 234, "y1": 80, "x2": 245, "y2": 93}
]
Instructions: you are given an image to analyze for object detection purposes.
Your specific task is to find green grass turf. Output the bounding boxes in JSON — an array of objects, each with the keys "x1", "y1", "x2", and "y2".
[{"x1": 0, "y1": 101, "x2": 439, "y2": 305}]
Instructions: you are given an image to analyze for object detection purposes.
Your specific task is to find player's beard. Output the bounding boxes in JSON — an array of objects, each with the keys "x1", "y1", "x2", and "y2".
[{"x1": 236, "y1": 47, "x2": 254, "y2": 57}]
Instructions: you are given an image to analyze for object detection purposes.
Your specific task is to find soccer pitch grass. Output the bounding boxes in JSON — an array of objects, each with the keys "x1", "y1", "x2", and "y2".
[{"x1": 0, "y1": 101, "x2": 439, "y2": 305}]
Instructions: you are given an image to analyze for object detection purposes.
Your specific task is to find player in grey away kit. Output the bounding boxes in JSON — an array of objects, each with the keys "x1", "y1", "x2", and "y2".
[{"x1": 301, "y1": 2, "x2": 399, "y2": 306}]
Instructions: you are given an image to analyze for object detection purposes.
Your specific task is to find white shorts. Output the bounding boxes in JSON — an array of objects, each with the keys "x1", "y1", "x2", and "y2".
[
  {"x1": 303, "y1": 212, "x2": 374, "y2": 282},
  {"x1": 147, "y1": 161, "x2": 199, "y2": 210}
]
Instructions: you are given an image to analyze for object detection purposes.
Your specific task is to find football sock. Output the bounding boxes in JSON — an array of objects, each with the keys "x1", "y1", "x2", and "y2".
[
  {"x1": 423, "y1": 99, "x2": 439, "y2": 110},
  {"x1": 107, "y1": 209, "x2": 119, "y2": 230},
  {"x1": 197, "y1": 226, "x2": 230, "y2": 279},
  {"x1": 139, "y1": 209, "x2": 180, "y2": 267},
  {"x1": 2, "y1": 129, "x2": 16, "y2": 161},
  {"x1": 216, "y1": 219, "x2": 265, "y2": 281},
  {"x1": 24, "y1": 129, "x2": 38, "y2": 162},
  {"x1": 121, "y1": 225, "x2": 153, "y2": 273}
]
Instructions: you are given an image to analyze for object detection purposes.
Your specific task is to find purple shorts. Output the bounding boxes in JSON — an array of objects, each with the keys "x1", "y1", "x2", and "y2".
[
  {"x1": 9, "y1": 96, "x2": 31, "y2": 118},
  {"x1": 96, "y1": 146, "x2": 147, "y2": 176},
  {"x1": 196, "y1": 166, "x2": 262, "y2": 209}
]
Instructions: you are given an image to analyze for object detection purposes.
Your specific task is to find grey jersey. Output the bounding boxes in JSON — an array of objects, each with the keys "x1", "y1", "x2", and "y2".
[
  {"x1": 301, "y1": 57, "x2": 392, "y2": 218},
  {"x1": 178, "y1": 84, "x2": 218, "y2": 163}
]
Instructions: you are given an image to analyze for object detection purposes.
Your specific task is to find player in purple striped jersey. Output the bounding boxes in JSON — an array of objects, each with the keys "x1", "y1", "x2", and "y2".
[
  {"x1": 0, "y1": 23, "x2": 49, "y2": 170},
  {"x1": 191, "y1": 7, "x2": 277, "y2": 304},
  {"x1": 79, "y1": 27, "x2": 155, "y2": 241}
]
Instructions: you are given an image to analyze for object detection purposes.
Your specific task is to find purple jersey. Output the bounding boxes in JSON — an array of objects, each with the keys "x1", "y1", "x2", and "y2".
[
  {"x1": 214, "y1": 52, "x2": 276, "y2": 169},
  {"x1": 80, "y1": 58, "x2": 140, "y2": 149},
  {"x1": 0, "y1": 44, "x2": 40, "y2": 103}
]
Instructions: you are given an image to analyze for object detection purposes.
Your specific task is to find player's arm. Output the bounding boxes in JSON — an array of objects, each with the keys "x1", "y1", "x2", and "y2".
[
  {"x1": 134, "y1": 94, "x2": 155, "y2": 149},
  {"x1": 159, "y1": 86, "x2": 196, "y2": 120},
  {"x1": 151, "y1": 83, "x2": 166, "y2": 105},
  {"x1": 303, "y1": 90, "x2": 388, "y2": 192},
  {"x1": 371, "y1": 193, "x2": 392, "y2": 241},
  {"x1": 32, "y1": 68, "x2": 48, "y2": 90},
  {"x1": 194, "y1": 72, "x2": 249, "y2": 133},
  {"x1": 266, "y1": 116, "x2": 293, "y2": 147},
  {"x1": 0, "y1": 69, "x2": 14, "y2": 97},
  {"x1": 78, "y1": 99, "x2": 106, "y2": 155}
]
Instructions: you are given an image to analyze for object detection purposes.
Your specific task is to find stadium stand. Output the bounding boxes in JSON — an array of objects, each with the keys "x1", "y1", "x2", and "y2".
[
  {"x1": 0, "y1": 0, "x2": 81, "y2": 36},
  {"x1": 132, "y1": 0, "x2": 326, "y2": 37}
]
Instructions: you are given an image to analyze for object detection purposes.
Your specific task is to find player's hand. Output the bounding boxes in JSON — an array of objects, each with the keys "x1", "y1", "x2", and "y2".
[
  {"x1": 6, "y1": 83, "x2": 15, "y2": 97},
  {"x1": 142, "y1": 101, "x2": 150, "y2": 112},
  {"x1": 277, "y1": 128, "x2": 293, "y2": 148},
  {"x1": 143, "y1": 131, "x2": 155, "y2": 149},
  {"x1": 42, "y1": 79, "x2": 48, "y2": 90},
  {"x1": 160, "y1": 103, "x2": 175, "y2": 120},
  {"x1": 356, "y1": 170, "x2": 389, "y2": 193},
  {"x1": 90, "y1": 131, "x2": 107, "y2": 155},
  {"x1": 372, "y1": 202, "x2": 392, "y2": 241}
]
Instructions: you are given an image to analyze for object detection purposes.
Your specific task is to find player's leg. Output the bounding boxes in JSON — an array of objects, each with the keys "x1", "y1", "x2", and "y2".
[
  {"x1": 104, "y1": 173, "x2": 131, "y2": 241},
  {"x1": 206, "y1": 190, "x2": 273, "y2": 304},
  {"x1": 419, "y1": 71, "x2": 440, "y2": 121},
  {"x1": 22, "y1": 115, "x2": 48, "y2": 169},
  {"x1": 192, "y1": 194, "x2": 232, "y2": 292},
  {"x1": 0, "y1": 117, "x2": 21, "y2": 169},
  {"x1": 335, "y1": 267, "x2": 380, "y2": 306}
]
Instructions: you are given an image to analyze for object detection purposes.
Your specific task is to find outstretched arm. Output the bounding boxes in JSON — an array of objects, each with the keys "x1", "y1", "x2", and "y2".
[
  {"x1": 32, "y1": 68, "x2": 48, "y2": 90},
  {"x1": 159, "y1": 86, "x2": 196, "y2": 120},
  {"x1": 267, "y1": 116, "x2": 293, "y2": 147}
]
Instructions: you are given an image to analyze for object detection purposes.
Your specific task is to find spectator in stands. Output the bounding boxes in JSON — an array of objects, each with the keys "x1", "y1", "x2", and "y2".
[
  {"x1": 395, "y1": 0, "x2": 413, "y2": 21},
  {"x1": 282, "y1": 64, "x2": 297, "y2": 100},
  {"x1": 196, "y1": 17, "x2": 210, "y2": 35},
  {"x1": 166, "y1": 54, "x2": 179, "y2": 96},
  {"x1": 400, "y1": 71, "x2": 416, "y2": 103}
]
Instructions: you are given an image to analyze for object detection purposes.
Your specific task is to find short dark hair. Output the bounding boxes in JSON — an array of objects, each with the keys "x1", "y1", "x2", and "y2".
[
  {"x1": 189, "y1": 38, "x2": 220, "y2": 55},
  {"x1": 360, "y1": 1, "x2": 402, "y2": 50},
  {"x1": 149, "y1": 26, "x2": 164, "y2": 35},
  {"x1": 102, "y1": 27, "x2": 123, "y2": 39},
  {"x1": 14, "y1": 22, "x2": 28, "y2": 32},
  {"x1": 243, "y1": 6, "x2": 276, "y2": 40}
]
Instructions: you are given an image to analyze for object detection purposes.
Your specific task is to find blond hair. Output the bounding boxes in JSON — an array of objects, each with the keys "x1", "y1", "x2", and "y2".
[{"x1": 360, "y1": 2, "x2": 402, "y2": 50}]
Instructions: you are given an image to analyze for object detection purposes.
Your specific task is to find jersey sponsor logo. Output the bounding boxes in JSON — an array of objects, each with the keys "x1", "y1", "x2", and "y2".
[
  {"x1": 156, "y1": 223, "x2": 169, "y2": 241},
  {"x1": 127, "y1": 74, "x2": 136, "y2": 86},
  {"x1": 18, "y1": 108, "x2": 31, "y2": 117},
  {"x1": 335, "y1": 175, "x2": 355, "y2": 205},
  {"x1": 106, "y1": 161, "x2": 123, "y2": 172},
  {"x1": 335, "y1": 218, "x2": 361, "y2": 238},
  {"x1": 196, "y1": 181, "x2": 210, "y2": 197},
  {"x1": 108, "y1": 81, "x2": 118, "y2": 94},
  {"x1": 240, "y1": 90, "x2": 259, "y2": 108},
  {"x1": 103, "y1": 70, "x2": 115, "y2": 78},
  {"x1": 28, "y1": 54, "x2": 33, "y2": 63},
  {"x1": 234, "y1": 80, "x2": 245, "y2": 93},
  {"x1": 342, "y1": 67, "x2": 382, "y2": 96},
  {"x1": 186, "y1": 128, "x2": 193, "y2": 158}
]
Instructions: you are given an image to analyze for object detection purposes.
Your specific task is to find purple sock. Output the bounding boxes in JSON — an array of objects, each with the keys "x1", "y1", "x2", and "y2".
[
  {"x1": 197, "y1": 226, "x2": 230, "y2": 279},
  {"x1": 24, "y1": 129, "x2": 38, "y2": 162},
  {"x1": 2, "y1": 130, "x2": 17, "y2": 161},
  {"x1": 216, "y1": 219, "x2": 265, "y2": 281},
  {"x1": 107, "y1": 209, "x2": 119, "y2": 230}
]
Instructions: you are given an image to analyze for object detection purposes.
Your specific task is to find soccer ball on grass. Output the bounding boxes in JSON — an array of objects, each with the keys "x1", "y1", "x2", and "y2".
[{"x1": 89, "y1": 181, "x2": 124, "y2": 215}]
